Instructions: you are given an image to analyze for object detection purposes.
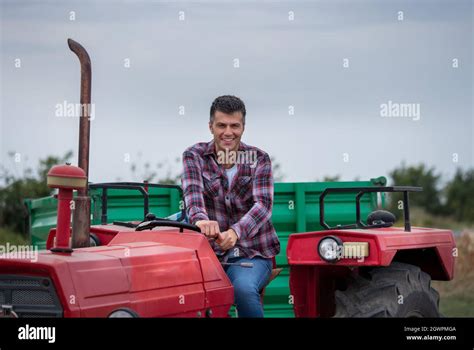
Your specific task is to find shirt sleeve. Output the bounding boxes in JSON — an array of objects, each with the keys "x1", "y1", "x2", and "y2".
[
  {"x1": 181, "y1": 150, "x2": 210, "y2": 225},
  {"x1": 230, "y1": 153, "x2": 274, "y2": 240}
]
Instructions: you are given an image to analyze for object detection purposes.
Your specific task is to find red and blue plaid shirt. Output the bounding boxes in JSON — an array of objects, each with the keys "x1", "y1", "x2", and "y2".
[{"x1": 181, "y1": 140, "x2": 280, "y2": 260}]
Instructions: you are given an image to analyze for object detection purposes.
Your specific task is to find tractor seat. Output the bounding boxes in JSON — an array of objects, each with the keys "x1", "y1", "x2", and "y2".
[{"x1": 366, "y1": 210, "x2": 396, "y2": 228}]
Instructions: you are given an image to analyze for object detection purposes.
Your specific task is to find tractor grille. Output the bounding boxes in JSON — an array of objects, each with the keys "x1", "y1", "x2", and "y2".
[
  {"x1": 12, "y1": 290, "x2": 55, "y2": 305},
  {"x1": 0, "y1": 275, "x2": 63, "y2": 318}
]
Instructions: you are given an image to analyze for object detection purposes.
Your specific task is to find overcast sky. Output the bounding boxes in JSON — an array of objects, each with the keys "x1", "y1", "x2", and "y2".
[{"x1": 1, "y1": 0, "x2": 472, "y2": 185}]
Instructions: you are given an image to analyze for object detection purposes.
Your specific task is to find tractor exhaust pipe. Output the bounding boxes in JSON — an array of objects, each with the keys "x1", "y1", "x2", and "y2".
[{"x1": 68, "y1": 38, "x2": 92, "y2": 248}]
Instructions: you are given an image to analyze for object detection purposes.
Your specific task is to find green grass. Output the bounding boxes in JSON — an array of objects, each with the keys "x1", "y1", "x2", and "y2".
[
  {"x1": 0, "y1": 227, "x2": 30, "y2": 246},
  {"x1": 439, "y1": 293, "x2": 474, "y2": 317}
]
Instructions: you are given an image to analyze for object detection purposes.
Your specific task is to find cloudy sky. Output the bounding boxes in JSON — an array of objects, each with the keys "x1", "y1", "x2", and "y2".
[{"x1": 1, "y1": 0, "x2": 472, "y2": 185}]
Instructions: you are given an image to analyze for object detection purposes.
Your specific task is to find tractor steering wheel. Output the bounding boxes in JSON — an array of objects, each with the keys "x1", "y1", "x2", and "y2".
[{"x1": 135, "y1": 219, "x2": 201, "y2": 233}]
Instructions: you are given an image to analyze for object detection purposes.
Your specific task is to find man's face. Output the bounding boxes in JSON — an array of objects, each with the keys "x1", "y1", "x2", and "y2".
[{"x1": 209, "y1": 110, "x2": 245, "y2": 153}]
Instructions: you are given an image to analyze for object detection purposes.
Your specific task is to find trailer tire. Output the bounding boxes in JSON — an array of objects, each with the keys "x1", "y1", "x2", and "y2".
[{"x1": 335, "y1": 262, "x2": 440, "y2": 317}]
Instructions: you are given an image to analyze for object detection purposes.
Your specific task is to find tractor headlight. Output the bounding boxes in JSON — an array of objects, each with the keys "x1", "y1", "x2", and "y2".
[
  {"x1": 108, "y1": 308, "x2": 139, "y2": 318},
  {"x1": 318, "y1": 236, "x2": 343, "y2": 263}
]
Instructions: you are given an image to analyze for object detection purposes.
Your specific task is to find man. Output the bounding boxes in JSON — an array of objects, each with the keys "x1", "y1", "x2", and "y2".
[{"x1": 181, "y1": 95, "x2": 280, "y2": 318}]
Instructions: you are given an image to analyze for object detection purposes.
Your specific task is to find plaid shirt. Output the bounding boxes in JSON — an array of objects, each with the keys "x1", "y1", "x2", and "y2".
[{"x1": 181, "y1": 140, "x2": 280, "y2": 260}]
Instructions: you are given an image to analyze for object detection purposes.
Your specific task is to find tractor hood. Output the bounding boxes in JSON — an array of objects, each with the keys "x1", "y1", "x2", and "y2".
[{"x1": 0, "y1": 228, "x2": 233, "y2": 317}]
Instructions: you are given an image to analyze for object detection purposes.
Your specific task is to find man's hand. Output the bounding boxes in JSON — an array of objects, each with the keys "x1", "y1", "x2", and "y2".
[
  {"x1": 195, "y1": 220, "x2": 221, "y2": 239},
  {"x1": 216, "y1": 229, "x2": 238, "y2": 251}
]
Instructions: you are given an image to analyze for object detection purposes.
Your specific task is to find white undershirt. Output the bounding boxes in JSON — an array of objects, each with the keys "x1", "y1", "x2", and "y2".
[{"x1": 225, "y1": 164, "x2": 238, "y2": 188}]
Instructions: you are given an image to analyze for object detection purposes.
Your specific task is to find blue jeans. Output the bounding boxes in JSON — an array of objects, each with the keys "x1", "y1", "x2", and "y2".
[{"x1": 224, "y1": 256, "x2": 272, "y2": 318}]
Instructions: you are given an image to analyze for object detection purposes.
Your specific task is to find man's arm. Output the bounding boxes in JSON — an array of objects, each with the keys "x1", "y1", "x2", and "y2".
[
  {"x1": 230, "y1": 153, "x2": 273, "y2": 240},
  {"x1": 181, "y1": 150, "x2": 210, "y2": 224},
  {"x1": 181, "y1": 150, "x2": 222, "y2": 239}
]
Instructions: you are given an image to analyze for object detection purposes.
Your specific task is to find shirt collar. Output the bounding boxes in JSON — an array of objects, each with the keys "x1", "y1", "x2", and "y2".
[{"x1": 203, "y1": 140, "x2": 216, "y2": 156}]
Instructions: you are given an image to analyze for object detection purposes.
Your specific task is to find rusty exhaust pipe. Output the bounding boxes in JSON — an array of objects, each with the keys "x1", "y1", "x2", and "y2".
[{"x1": 68, "y1": 38, "x2": 91, "y2": 248}]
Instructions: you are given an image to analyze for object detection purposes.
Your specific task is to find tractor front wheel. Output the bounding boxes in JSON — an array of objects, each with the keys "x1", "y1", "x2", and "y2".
[{"x1": 335, "y1": 262, "x2": 441, "y2": 317}]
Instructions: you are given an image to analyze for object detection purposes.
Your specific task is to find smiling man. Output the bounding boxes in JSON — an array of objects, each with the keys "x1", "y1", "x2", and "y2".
[{"x1": 181, "y1": 95, "x2": 280, "y2": 317}]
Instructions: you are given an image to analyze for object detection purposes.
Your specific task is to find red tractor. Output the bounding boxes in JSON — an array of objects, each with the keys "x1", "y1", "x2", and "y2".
[
  {"x1": 0, "y1": 39, "x2": 455, "y2": 318},
  {"x1": 287, "y1": 187, "x2": 455, "y2": 317}
]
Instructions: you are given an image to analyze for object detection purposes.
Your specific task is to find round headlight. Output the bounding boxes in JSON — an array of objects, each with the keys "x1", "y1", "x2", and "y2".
[
  {"x1": 318, "y1": 236, "x2": 343, "y2": 262},
  {"x1": 108, "y1": 308, "x2": 139, "y2": 318}
]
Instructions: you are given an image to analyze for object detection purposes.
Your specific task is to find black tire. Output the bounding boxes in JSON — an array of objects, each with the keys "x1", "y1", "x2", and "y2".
[
  {"x1": 89, "y1": 233, "x2": 101, "y2": 247},
  {"x1": 335, "y1": 262, "x2": 440, "y2": 317}
]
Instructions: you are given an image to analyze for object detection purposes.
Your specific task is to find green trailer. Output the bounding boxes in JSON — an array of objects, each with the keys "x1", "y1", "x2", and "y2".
[{"x1": 24, "y1": 176, "x2": 387, "y2": 318}]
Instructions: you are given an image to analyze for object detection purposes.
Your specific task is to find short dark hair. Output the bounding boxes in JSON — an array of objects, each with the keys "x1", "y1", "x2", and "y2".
[{"x1": 210, "y1": 95, "x2": 246, "y2": 124}]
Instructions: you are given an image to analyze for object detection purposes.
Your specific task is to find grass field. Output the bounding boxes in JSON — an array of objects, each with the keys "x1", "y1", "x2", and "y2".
[{"x1": 0, "y1": 227, "x2": 30, "y2": 246}]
